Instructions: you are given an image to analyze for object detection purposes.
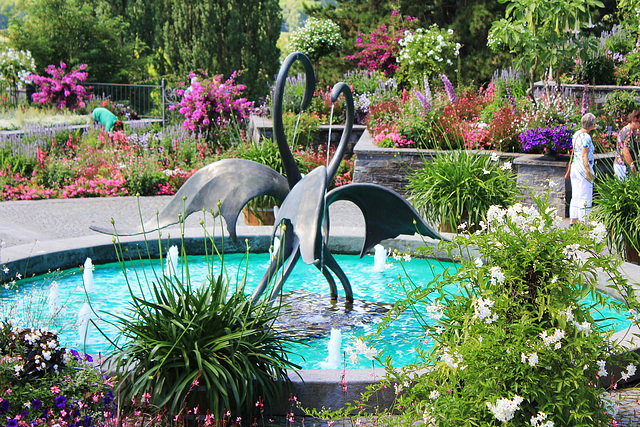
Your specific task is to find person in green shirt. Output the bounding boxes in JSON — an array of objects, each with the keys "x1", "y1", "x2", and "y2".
[{"x1": 91, "y1": 107, "x2": 123, "y2": 132}]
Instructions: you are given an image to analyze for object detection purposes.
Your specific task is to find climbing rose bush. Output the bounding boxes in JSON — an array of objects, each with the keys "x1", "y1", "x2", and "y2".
[
  {"x1": 176, "y1": 72, "x2": 253, "y2": 141},
  {"x1": 27, "y1": 63, "x2": 90, "y2": 110},
  {"x1": 375, "y1": 192, "x2": 638, "y2": 426}
]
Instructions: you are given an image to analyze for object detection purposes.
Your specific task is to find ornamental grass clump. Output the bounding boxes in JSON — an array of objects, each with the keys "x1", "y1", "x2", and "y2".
[
  {"x1": 105, "y1": 235, "x2": 300, "y2": 420},
  {"x1": 408, "y1": 151, "x2": 520, "y2": 231},
  {"x1": 375, "y1": 192, "x2": 638, "y2": 426}
]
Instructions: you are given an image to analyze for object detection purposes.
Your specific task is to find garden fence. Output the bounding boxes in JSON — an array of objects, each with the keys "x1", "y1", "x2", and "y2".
[{"x1": 85, "y1": 79, "x2": 180, "y2": 120}]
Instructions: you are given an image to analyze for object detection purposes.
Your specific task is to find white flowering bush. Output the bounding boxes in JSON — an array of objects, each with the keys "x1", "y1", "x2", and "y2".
[
  {"x1": 0, "y1": 47, "x2": 35, "y2": 93},
  {"x1": 397, "y1": 25, "x2": 460, "y2": 88},
  {"x1": 287, "y1": 18, "x2": 343, "y2": 63},
  {"x1": 375, "y1": 192, "x2": 639, "y2": 426}
]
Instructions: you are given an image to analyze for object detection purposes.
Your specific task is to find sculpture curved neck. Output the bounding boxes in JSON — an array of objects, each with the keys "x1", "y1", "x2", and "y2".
[
  {"x1": 272, "y1": 52, "x2": 316, "y2": 189},
  {"x1": 325, "y1": 82, "x2": 354, "y2": 186}
]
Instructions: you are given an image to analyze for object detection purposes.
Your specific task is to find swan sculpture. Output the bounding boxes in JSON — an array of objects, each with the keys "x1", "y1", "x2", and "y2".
[{"x1": 91, "y1": 52, "x2": 443, "y2": 303}]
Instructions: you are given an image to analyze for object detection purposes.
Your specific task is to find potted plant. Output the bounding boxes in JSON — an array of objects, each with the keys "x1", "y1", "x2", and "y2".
[
  {"x1": 407, "y1": 150, "x2": 520, "y2": 232},
  {"x1": 592, "y1": 173, "x2": 640, "y2": 263},
  {"x1": 519, "y1": 124, "x2": 574, "y2": 157}
]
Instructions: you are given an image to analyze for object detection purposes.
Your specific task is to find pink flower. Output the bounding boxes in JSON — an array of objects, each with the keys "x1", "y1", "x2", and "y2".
[{"x1": 50, "y1": 386, "x2": 61, "y2": 394}]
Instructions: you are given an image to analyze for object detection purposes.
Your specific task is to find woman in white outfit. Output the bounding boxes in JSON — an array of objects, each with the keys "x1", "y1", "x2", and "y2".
[{"x1": 569, "y1": 113, "x2": 596, "y2": 225}]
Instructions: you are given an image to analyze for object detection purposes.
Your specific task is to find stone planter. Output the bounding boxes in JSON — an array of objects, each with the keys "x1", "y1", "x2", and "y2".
[{"x1": 352, "y1": 129, "x2": 616, "y2": 217}]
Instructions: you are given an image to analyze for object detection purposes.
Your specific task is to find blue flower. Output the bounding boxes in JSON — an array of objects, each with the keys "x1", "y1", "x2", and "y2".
[
  {"x1": 55, "y1": 395, "x2": 67, "y2": 408},
  {"x1": 0, "y1": 399, "x2": 10, "y2": 414},
  {"x1": 84, "y1": 354, "x2": 93, "y2": 363},
  {"x1": 7, "y1": 419, "x2": 18, "y2": 427},
  {"x1": 31, "y1": 399, "x2": 42, "y2": 410}
]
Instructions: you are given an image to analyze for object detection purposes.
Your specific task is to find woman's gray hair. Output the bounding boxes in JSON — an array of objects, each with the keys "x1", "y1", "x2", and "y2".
[{"x1": 581, "y1": 112, "x2": 596, "y2": 129}]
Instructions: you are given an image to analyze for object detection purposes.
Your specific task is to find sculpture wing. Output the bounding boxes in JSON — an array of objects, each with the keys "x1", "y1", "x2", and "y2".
[
  {"x1": 273, "y1": 166, "x2": 327, "y2": 265},
  {"x1": 90, "y1": 159, "x2": 290, "y2": 242},
  {"x1": 326, "y1": 183, "x2": 444, "y2": 257}
]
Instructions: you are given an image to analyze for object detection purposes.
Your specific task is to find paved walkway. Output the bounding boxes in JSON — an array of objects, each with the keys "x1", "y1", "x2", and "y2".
[{"x1": 1, "y1": 196, "x2": 640, "y2": 424}]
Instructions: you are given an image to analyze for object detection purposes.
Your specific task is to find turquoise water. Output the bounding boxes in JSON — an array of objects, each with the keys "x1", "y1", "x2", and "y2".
[{"x1": 0, "y1": 253, "x2": 631, "y2": 370}]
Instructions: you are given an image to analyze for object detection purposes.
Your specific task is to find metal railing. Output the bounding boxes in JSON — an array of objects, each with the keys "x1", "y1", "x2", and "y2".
[{"x1": 85, "y1": 82, "x2": 162, "y2": 118}]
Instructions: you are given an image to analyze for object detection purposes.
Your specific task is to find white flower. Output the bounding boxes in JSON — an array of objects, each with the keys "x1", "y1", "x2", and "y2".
[
  {"x1": 540, "y1": 329, "x2": 565, "y2": 348},
  {"x1": 588, "y1": 221, "x2": 607, "y2": 244},
  {"x1": 530, "y1": 411, "x2": 554, "y2": 427},
  {"x1": 489, "y1": 266, "x2": 505, "y2": 285},
  {"x1": 501, "y1": 161, "x2": 512, "y2": 171},
  {"x1": 521, "y1": 352, "x2": 539, "y2": 367},
  {"x1": 441, "y1": 348, "x2": 466, "y2": 370},
  {"x1": 474, "y1": 297, "x2": 498, "y2": 324},
  {"x1": 621, "y1": 363, "x2": 637, "y2": 381},
  {"x1": 351, "y1": 338, "x2": 377, "y2": 361},
  {"x1": 42, "y1": 350, "x2": 52, "y2": 361},
  {"x1": 562, "y1": 243, "x2": 581, "y2": 261},
  {"x1": 474, "y1": 258, "x2": 484, "y2": 267},
  {"x1": 2, "y1": 267, "x2": 8, "y2": 274},
  {"x1": 491, "y1": 152, "x2": 500, "y2": 162},
  {"x1": 486, "y1": 395, "x2": 524, "y2": 422},
  {"x1": 429, "y1": 390, "x2": 440, "y2": 400},
  {"x1": 558, "y1": 305, "x2": 575, "y2": 322},
  {"x1": 403, "y1": 253, "x2": 412, "y2": 262},
  {"x1": 426, "y1": 302, "x2": 444, "y2": 320},
  {"x1": 482, "y1": 168, "x2": 491, "y2": 175},
  {"x1": 596, "y1": 360, "x2": 608, "y2": 377}
]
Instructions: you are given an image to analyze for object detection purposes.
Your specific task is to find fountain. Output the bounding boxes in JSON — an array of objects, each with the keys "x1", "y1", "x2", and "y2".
[
  {"x1": 165, "y1": 245, "x2": 179, "y2": 277},
  {"x1": 77, "y1": 302, "x2": 92, "y2": 342},
  {"x1": 319, "y1": 328, "x2": 343, "y2": 369},
  {"x1": 372, "y1": 244, "x2": 387, "y2": 272},
  {"x1": 89, "y1": 52, "x2": 444, "y2": 304},
  {"x1": 48, "y1": 280, "x2": 60, "y2": 318},
  {"x1": 82, "y1": 257, "x2": 94, "y2": 293}
]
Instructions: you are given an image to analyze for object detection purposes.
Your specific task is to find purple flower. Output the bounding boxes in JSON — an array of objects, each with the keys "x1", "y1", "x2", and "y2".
[
  {"x1": 414, "y1": 90, "x2": 431, "y2": 114},
  {"x1": 31, "y1": 399, "x2": 42, "y2": 410},
  {"x1": 0, "y1": 399, "x2": 10, "y2": 414},
  {"x1": 440, "y1": 74, "x2": 456, "y2": 102},
  {"x1": 55, "y1": 395, "x2": 68, "y2": 408},
  {"x1": 7, "y1": 419, "x2": 18, "y2": 427},
  {"x1": 520, "y1": 125, "x2": 573, "y2": 153},
  {"x1": 84, "y1": 354, "x2": 93, "y2": 362}
]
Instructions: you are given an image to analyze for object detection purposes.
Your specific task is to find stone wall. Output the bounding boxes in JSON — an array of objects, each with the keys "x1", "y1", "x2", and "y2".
[{"x1": 353, "y1": 129, "x2": 579, "y2": 216}]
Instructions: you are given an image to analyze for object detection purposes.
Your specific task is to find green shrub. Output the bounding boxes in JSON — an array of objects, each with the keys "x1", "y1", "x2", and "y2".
[
  {"x1": 122, "y1": 159, "x2": 167, "y2": 196},
  {"x1": 373, "y1": 193, "x2": 637, "y2": 426},
  {"x1": 282, "y1": 111, "x2": 320, "y2": 148},
  {"x1": 0, "y1": 147, "x2": 36, "y2": 176},
  {"x1": 580, "y1": 54, "x2": 616, "y2": 85}
]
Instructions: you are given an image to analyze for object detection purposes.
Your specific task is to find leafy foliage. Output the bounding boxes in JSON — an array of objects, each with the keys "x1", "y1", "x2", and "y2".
[
  {"x1": 160, "y1": 0, "x2": 282, "y2": 100},
  {"x1": 287, "y1": 17, "x2": 343, "y2": 64},
  {"x1": 8, "y1": 0, "x2": 136, "y2": 83},
  {"x1": 375, "y1": 193, "x2": 637, "y2": 426},
  {"x1": 592, "y1": 173, "x2": 640, "y2": 255}
]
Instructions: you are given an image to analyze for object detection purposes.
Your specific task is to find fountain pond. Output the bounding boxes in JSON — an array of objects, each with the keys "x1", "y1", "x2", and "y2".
[{"x1": 1, "y1": 249, "x2": 632, "y2": 370}]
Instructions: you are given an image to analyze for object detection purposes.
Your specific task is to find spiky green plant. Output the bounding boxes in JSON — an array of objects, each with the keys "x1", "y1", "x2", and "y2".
[
  {"x1": 407, "y1": 150, "x2": 520, "y2": 231},
  {"x1": 592, "y1": 173, "x2": 640, "y2": 256},
  {"x1": 105, "y1": 245, "x2": 299, "y2": 418}
]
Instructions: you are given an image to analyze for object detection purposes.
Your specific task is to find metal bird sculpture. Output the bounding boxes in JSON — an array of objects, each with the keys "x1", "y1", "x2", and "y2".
[{"x1": 91, "y1": 52, "x2": 443, "y2": 303}]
